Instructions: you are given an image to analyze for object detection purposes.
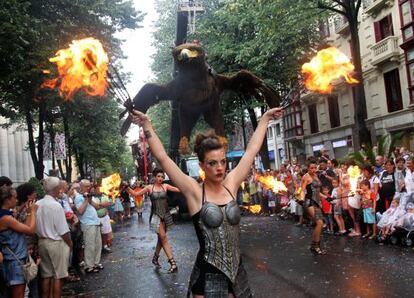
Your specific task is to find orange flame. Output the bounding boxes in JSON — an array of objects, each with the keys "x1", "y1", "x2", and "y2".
[
  {"x1": 256, "y1": 174, "x2": 287, "y2": 194},
  {"x1": 301, "y1": 47, "x2": 358, "y2": 93},
  {"x1": 242, "y1": 204, "x2": 262, "y2": 214},
  {"x1": 100, "y1": 173, "x2": 121, "y2": 201},
  {"x1": 41, "y1": 37, "x2": 109, "y2": 100},
  {"x1": 199, "y1": 169, "x2": 205, "y2": 181},
  {"x1": 347, "y1": 166, "x2": 361, "y2": 194}
]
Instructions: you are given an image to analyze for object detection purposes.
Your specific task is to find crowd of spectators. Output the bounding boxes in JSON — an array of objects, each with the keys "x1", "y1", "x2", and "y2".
[
  {"x1": 0, "y1": 175, "x2": 145, "y2": 298},
  {"x1": 241, "y1": 147, "x2": 414, "y2": 243}
]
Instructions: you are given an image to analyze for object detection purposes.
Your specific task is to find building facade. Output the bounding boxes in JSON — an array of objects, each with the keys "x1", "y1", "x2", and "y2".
[
  {"x1": 297, "y1": 0, "x2": 414, "y2": 159},
  {"x1": 267, "y1": 119, "x2": 285, "y2": 169},
  {"x1": 0, "y1": 117, "x2": 35, "y2": 184}
]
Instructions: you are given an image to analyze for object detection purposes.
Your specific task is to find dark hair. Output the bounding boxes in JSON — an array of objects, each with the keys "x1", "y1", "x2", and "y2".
[
  {"x1": 331, "y1": 159, "x2": 339, "y2": 167},
  {"x1": 385, "y1": 159, "x2": 395, "y2": 166},
  {"x1": 360, "y1": 179, "x2": 370, "y2": 188},
  {"x1": 362, "y1": 164, "x2": 374, "y2": 176},
  {"x1": 306, "y1": 156, "x2": 317, "y2": 168},
  {"x1": 0, "y1": 185, "x2": 15, "y2": 207},
  {"x1": 318, "y1": 158, "x2": 327, "y2": 164},
  {"x1": 16, "y1": 183, "x2": 36, "y2": 204},
  {"x1": 194, "y1": 130, "x2": 225, "y2": 162},
  {"x1": 152, "y1": 168, "x2": 164, "y2": 177},
  {"x1": 396, "y1": 157, "x2": 405, "y2": 164},
  {"x1": 0, "y1": 176, "x2": 12, "y2": 187}
]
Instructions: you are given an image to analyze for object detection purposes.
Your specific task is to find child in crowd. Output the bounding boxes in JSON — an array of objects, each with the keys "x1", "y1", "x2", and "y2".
[
  {"x1": 332, "y1": 178, "x2": 346, "y2": 235},
  {"x1": 358, "y1": 180, "x2": 377, "y2": 239},
  {"x1": 377, "y1": 197, "x2": 405, "y2": 239},
  {"x1": 320, "y1": 186, "x2": 334, "y2": 234}
]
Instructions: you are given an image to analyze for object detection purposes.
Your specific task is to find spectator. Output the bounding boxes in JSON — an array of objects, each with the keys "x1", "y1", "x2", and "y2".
[
  {"x1": 403, "y1": 156, "x2": 414, "y2": 195},
  {"x1": 0, "y1": 185, "x2": 37, "y2": 298},
  {"x1": 75, "y1": 179, "x2": 103, "y2": 273},
  {"x1": 36, "y1": 177, "x2": 72, "y2": 298},
  {"x1": 317, "y1": 158, "x2": 335, "y2": 191},
  {"x1": 0, "y1": 176, "x2": 12, "y2": 187},
  {"x1": 120, "y1": 182, "x2": 131, "y2": 219},
  {"x1": 378, "y1": 160, "x2": 398, "y2": 213},
  {"x1": 16, "y1": 182, "x2": 39, "y2": 297},
  {"x1": 358, "y1": 180, "x2": 376, "y2": 239},
  {"x1": 374, "y1": 155, "x2": 385, "y2": 175},
  {"x1": 92, "y1": 188, "x2": 113, "y2": 253}
]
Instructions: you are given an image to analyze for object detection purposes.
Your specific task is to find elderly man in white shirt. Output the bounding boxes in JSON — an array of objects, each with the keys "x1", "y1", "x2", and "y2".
[{"x1": 36, "y1": 177, "x2": 72, "y2": 298}]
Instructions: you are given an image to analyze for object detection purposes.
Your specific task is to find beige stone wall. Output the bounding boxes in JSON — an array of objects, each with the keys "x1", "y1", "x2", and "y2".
[{"x1": 300, "y1": 1, "x2": 414, "y2": 158}]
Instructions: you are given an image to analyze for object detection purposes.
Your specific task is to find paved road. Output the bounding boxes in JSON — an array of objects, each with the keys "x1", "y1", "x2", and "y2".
[{"x1": 65, "y1": 209, "x2": 414, "y2": 298}]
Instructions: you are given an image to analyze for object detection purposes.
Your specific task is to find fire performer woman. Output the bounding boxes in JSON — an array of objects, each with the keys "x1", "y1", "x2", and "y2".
[
  {"x1": 127, "y1": 169, "x2": 180, "y2": 273},
  {"x1": 130, "y1": 107, "x2": 283, "y2": 297},
  {"x1": 301, "y1": 159, "x2": 326, "y2": 255}
]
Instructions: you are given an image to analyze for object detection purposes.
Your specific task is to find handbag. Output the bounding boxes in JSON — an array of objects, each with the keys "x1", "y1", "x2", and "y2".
[{"x1": 5, "y1": 246, "x2": 38, "y2": 282}]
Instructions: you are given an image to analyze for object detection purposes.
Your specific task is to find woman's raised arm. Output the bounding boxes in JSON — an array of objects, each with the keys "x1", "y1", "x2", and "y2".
[
  {"x1": 225, "y1": 107, "x2": 283, "y2": 194},
  {"x1": 130, "y1": 111, "x2": 198, "y2": 200}
]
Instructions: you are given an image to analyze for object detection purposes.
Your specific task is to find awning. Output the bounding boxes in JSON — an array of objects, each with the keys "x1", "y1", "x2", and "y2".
[{"x1": 226, "y1": 150, "x2": 244, "y2": 158}]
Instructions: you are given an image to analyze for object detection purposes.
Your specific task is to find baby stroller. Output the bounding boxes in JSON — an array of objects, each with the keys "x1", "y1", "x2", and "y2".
[
  {"x1": 376, "y1": 193, "x2": 414, "y2": 245},
  {"x1": 389, "y1": 194, "x2": 414, "y2": 246}
]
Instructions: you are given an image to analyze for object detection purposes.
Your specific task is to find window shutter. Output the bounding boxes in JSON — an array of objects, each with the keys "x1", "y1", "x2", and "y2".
[{"x1": 374, "y1": 21, "x2": 381, "y2": 42}]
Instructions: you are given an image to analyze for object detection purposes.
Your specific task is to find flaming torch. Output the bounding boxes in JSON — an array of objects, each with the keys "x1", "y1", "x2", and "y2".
[
  {"x1": 301, "y1": 47, "x2": 358, "y2": 94},
  {"x1": 347, "y1": 166, "x2": 361, "y2": 195},
  {"x1": 100, "y1": 173, "x2": 121, "y2": 201},
  {"x1": 255, "y1": 174, "x2": 288, "y2": 194},
  {"x1": 41, "y1": 37, "x2": 109, "y2": 100}
]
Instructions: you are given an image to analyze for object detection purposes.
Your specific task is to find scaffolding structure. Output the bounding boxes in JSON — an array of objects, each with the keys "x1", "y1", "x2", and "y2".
[{"x1": 178, "y1": 1, "x2": 205, "y2": 34}]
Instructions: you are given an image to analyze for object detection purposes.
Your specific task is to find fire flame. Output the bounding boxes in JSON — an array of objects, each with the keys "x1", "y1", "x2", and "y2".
[
  {"x1": 301, "y1": 47, "x2": 358, "y2": 93},
  {"x1": 100, "y1": 173, "x2": 121, "y2": 201},
  {"x1": 41, "y1": 37, "x2": 109, "y2": 100},
  {"x1": 256, "y1": 174, "x2": 287, "y2": 194},
  {"x1": 199, "y1": 169, "x2": 205, "y2": 181},
  {"x1": 242, "y1": 204, "x2": 262, "y2": 214},
  {"x1": 347, "y1": 166, "x2": 361, "y2": 194}
]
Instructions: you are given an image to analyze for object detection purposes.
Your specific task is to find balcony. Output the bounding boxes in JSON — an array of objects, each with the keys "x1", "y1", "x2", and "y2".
[
  {"x1": 363, "y1": 0, "x2": 392, "y2": 16},
  {"x1": 334, "y1": 16, "x2": 350, "y2": 35},
  {"x1": 370, "y1": 36, "x2": 400, "y2": 66}
]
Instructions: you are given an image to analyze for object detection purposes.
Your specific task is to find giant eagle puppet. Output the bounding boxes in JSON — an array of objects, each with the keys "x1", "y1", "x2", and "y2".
[{"x1": 120, "y1": 43, "x2": 280, "y2": 153}]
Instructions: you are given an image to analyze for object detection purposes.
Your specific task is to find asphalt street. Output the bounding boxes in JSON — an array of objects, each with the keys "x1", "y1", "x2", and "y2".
[{"x1": 65, "y1": 206, "x2": 414, "y2": 298}]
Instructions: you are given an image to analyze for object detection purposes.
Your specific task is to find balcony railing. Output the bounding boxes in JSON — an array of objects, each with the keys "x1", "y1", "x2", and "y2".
[
  {"x1": 334, "y1": 16, "x2": 349, "y2": 35},
  {"x1": 363, "y1": 0, "x2": 390, "y2": 16},
  {"x1": 370, "y1": 36, "x2": 400, "y2": 65}
]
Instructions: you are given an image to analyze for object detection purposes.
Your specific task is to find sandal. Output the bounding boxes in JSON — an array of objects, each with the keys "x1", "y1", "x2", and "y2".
[
  {"x1": 95, "y1": 264, "x2": 104, "y2": 270},
  {"x1": 368, "y1": 234, "x2": 377, "y2": 240},
  {"x1": 310, "y1": 242, "x2": 327, "y2": 255},
  {"x1": 85, "y1": 267, "x2": 99, "y2": 273},
  {"x1": 362, "y1": 233, "x2": 371, "y2": 239},
  {"x1": 168, "y1": 258, "x2": 178, "y2": 273},
  {"x1": 66, "y1": 274, "x2": 81, "y2": 282},
  {"x1": 152, "y1": 253, "x2": 161, "y2": 269}
]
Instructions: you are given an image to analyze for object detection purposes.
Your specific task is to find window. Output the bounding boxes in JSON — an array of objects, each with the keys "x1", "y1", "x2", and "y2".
[
  {"x1": 399, "y1": 0, "x2": 414, "y2": 42},
  {"x1": 308, "y1": 104, "x2": 319, "y2": 134},
  {"x1": 276, "y1": 124, "x2": 281, "y2": 136},
  {"x1": 374, "y1": 15, "x2": 394, "y2": 42},
  {"x1": 327, "y1": 95, "x2": 341, "y2": 128},
  {"x1": 267, "y1": 127, "x2": 273, "y2": 139},
  {"x1": 384, "y1": 69, "x2": 403, "y2": 112},
  {"x1": 319, "y1": 18, "x2": 330, "y2": 38}
]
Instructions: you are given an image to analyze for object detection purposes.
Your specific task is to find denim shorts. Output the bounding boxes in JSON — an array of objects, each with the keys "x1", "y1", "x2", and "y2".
[{"x1": 1, "y1": 258, "x2": 26, "y2": 286}]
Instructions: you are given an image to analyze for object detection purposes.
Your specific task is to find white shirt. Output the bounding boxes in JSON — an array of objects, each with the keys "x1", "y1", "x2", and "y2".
[
  {"x1": 405, "y1": 168, "x2": 414, "y2": 195},
  {"x1": 35, "y1": 195, "x2": 70, "y2": 240}
]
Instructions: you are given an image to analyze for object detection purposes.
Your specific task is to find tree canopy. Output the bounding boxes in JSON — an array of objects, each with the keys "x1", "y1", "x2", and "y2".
[{"x1": 0, "y1": 0, "x2": 144, "y2": 180}]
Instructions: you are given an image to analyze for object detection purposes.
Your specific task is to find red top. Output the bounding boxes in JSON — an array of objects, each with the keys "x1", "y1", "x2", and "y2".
[
  {"x1": 321, "y1": 198, "x2": 331, "y2": 214},
  {"x1": 361, "y1": 191, "x2": 375, "y2": 209}
]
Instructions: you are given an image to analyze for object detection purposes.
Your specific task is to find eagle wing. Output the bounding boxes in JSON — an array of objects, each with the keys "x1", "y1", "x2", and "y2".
[
  {"x1": 216, "y1": 70, "x2": 280, "y2": 108},
  {"x1": 120, "y1": 83, "x2": 171, "y2": 136}
]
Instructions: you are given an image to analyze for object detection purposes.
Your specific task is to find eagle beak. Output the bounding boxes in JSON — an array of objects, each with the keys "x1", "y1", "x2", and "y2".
[{"x1": 178, "y1": 49, "x2": 198, "y2": 61}]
